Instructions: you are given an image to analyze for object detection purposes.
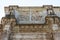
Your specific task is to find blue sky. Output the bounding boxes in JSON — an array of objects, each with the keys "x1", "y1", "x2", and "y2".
[{"x1": 0, "y1": 0, "x2": 60, "y2": 20}]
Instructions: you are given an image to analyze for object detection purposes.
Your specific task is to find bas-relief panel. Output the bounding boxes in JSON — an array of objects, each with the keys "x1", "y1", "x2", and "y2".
[{"x1": 14, "y1": 8, "x2": 47, "y2": 24}]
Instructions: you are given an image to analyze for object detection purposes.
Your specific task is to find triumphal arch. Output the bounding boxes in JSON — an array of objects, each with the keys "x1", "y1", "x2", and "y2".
[{"x1": 0, "y1": 5, "x2": 60, "y2": 40}]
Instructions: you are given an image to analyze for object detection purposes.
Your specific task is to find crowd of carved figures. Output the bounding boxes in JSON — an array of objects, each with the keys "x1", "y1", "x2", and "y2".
[{"x1": 0, "y1": 16, "x2": 59, "y2": 40}]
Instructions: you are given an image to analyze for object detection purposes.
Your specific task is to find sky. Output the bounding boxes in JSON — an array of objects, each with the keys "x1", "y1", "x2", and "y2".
[{"x1": 0, "y1": 0, "x2": 60, "y2": 23}]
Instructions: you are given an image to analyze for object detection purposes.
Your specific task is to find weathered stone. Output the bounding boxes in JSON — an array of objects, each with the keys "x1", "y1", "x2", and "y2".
[{"x1": 0, "y1": 5, "x2": 60, "y2": 40}]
